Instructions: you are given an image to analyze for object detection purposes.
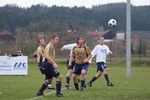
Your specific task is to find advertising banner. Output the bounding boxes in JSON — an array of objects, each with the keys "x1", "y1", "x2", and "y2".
[{"x1": 0, "y1": 56, "x2": 28, "y2": 75}]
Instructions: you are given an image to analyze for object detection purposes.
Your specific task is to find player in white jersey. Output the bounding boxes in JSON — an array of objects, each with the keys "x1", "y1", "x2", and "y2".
[
  {"x1": 88, "y1": 37, "x2": 114, "y2": 87},
  {"x1": 61, "y1": 43, "x2": 77, "y2": 89}
]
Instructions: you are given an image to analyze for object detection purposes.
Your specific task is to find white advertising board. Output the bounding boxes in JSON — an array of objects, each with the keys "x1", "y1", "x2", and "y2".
[{"x1": 0, "y1": 56, "x2": 28, "y2": 75}]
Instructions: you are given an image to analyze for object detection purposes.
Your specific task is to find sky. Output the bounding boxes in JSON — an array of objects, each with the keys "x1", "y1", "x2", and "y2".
[{"x1": 0, "y1": 0, "x2": 150, "y2": 8}]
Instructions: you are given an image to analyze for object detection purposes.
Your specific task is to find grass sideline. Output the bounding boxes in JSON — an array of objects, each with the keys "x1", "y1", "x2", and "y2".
[{"x1": 0, "y1": 61, "x2": 150, "y2": 100}]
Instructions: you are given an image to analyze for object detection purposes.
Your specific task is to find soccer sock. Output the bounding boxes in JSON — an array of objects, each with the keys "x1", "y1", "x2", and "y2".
[
  {"x1": 78, "y1": 78, "x2": 81, "y2": 82},
  {"x1": 81, "y1": 80, "x2": 85, "y2": 87},
  {"x1": 66, "y1": 76, "x2": 70, "y2": 84},
  {"x1": 56, "y1": 81, "x2": 61, "y2": 94},
  {"x1": 74, "y1": 83, "x2": 79, "y2": 90},
  {"x1": 89, "y1": 76, "x2": 97, "y2": 83},
  {"x1": 104, "y1": 73, "x2": 110, "y2": 84},
  {"x1": 39, "y1": 82, "x2": 48, "y2": 92}
]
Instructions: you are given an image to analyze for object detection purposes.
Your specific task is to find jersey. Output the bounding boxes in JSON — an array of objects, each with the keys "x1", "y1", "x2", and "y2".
[
  {"x1": 36, "y1": 46, "x2": 45, "y2": 63},
  {"x1": 44, "y1": 42, "x2": 55, "y2": 63},
  {"x1": 71, "y1": 46, "x2": 91, "y2": 64},
  {"x1": 91, "y1": 44, "x2": 111, "y2": 63}
]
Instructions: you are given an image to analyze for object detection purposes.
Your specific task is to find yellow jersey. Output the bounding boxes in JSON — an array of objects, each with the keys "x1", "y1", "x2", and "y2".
[
  {"x1": 36, "y1": 46, "x2": 45, "y2": 63},
  {"x1": 44, "y1": 42, "x2": 55, "y2": 63},
  {"x1": 71, "y1": 46, "x2": 91, "y2": 64}
]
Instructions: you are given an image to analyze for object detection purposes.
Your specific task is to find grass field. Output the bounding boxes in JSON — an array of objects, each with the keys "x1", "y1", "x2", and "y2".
[{"x1": 0, "y1": 60, "x2": 150, "y2": 100}]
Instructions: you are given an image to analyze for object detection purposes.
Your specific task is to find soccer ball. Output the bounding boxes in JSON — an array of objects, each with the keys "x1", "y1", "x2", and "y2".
[{"x1": 108, "y1": 19, "x2": 117, "y2": 27}]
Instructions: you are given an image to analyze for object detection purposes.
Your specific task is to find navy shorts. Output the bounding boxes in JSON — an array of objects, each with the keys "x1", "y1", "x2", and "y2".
[
  {"x1": 66, "y1": 56, "x2": 75, "y2": 70},
  {"x1": 96, "y1": 62, "x2": 107, "y2": 72},
  {"x1": 73, "y1": 62, "x2": 89, "y2": 75},
  {"x1": 43, "y1": 62, "x2": 60, "y2": 79},
  {"x1": 38, "y1": 62, "x2": 45, "y2": 74}
]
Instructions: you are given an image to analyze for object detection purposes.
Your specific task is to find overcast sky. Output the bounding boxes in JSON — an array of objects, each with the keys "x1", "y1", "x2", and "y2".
[{"x1": 0, "y1": 0, "x2": 150, "y2": 8}]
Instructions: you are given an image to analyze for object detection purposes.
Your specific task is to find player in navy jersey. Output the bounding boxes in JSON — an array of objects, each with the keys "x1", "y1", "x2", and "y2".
[{"x1": 88, "y1": 37, "x2": 114, "y2": 87}]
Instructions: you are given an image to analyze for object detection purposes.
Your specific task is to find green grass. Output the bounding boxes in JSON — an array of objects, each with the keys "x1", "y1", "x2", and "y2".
[{"x1": 0, "y1": 61, "x2": 150, "y2": 100}]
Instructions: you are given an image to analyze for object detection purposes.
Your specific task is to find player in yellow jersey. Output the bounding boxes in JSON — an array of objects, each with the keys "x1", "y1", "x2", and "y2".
[
  {"x1": 69, "y1": 36, "x2": 92, "y2": 91},
  {"x1": 37, "y1": 34, "x2": 63, "y2": 97},
  {"x1": 34, "y1": 38, "x2": 45, "y2": 74},
  {"x1": 34, "y1": 38, "x2": 54, "y2": 89}
]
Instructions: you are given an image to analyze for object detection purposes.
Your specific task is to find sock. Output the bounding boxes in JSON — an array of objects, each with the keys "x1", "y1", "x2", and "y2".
[
  {"x1": 74, "y1": 83, "x2": 79, "y2": 90},
  {"x1": 104, "y1": 73, "x2": 110, "y2": 84},
  {"x1": 66, "y1": 76, "x2": 70, "y2": 84},
  {"x1": 56, "y1": 81, "x2": 61, "y2": 94},
  {"x1": 89, "y1": 76, "x2": 97, "y2": 83},
  {"x1": 39, "y1": 82, "x2": 48, "y2": 93},
  {"x1": 78, "y1": 78, "x2": 81, "y2": 82},
  {"x1": 81, "y1": 80, "x2": 85, "y2": 87}
]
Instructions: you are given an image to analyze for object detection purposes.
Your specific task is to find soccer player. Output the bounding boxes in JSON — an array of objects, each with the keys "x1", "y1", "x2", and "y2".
[
  {"x1": 88, "y1": 37, "x2": 114, "y2": 87},
  {"x1": 61, "y1": 43, "x2": 77, "y2": 89},
  {"x1": 34, "y1": 38, "x2": 45, "y2": 74},
  {"x1": 68, "y1": 36, "x2": 92, "y2": 91},
  {"x1": 37, "y1": 34, "x2": 63, "y2": 97},
  {"x1": 34, "y1": 38, "x2": 54, "y2": 89}
]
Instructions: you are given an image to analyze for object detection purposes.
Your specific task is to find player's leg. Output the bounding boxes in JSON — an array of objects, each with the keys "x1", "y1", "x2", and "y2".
[
  {"x1": 80, "y1": 69, "x2": 87, "y2": 90},
  {"x1": 72, "y1": 64, "x2": 81, "y2": 90},
  {"x1": 88, "y1": 62, "x2": 103, "y2": 87},
  {"x1": 80, "y1": 63, "x2": 89, "y2": 90},
  {"x1": 65, "y1": 68, "x2": 73, "y2": 89},
  {"x1": 103, "y1": 68, "x2": 114, "y2": 86},
  {"x1": 37, "y1": 78, "x2": 53, "y2": 96},
  {"x1": 47, "y1": 79, "x2": 55, "y2": 89},
  {"x1": 55, "y1": 74, "x2": 63, "y2": 97},
  {"x1": 73, "y1": 74, "x2": 79, "y2": 90},
  {"x1": 37, "y1": 63, "x2": 53, "y2": 96},
  {"x1": 88, "y1": 71, "x2": 102, "y2": 87}
]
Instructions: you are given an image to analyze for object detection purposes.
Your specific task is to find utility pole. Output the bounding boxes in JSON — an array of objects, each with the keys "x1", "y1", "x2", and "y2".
[{"x1": 126, "y1": 0, "x2": 132, "y2": 77}]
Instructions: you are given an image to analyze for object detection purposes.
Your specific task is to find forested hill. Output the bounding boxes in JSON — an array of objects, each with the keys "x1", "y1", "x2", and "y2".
[{"x1": 0, "y1": 3, "x2": 150, "y2": 34}]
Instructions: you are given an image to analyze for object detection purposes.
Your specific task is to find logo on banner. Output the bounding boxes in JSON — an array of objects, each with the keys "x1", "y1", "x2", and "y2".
[{"x1": 13, "y1": 62, "x2": 27, "y2": 70}]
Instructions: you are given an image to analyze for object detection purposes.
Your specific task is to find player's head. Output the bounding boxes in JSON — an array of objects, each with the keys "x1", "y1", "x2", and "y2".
[
  {"x1": 50, "y1": 34, "x2": 59, "y2": 44},
  {"x1": 76, "y1": 36, "x2": 86, "y2": 45},
  {"x1": 98, "y1": 36, "x2": 105, "y2": 45},
  {"x1": 38, "y1": 38, "x2": 45, "y2": 46}
]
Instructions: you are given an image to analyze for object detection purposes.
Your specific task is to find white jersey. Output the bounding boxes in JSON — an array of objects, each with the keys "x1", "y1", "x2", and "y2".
[
  {"x1": 62, "y1": 43, "x2": 77, "y2": 50},
  {"x1": 91, "y1": 44, "x2": 111, "y2": 63}
]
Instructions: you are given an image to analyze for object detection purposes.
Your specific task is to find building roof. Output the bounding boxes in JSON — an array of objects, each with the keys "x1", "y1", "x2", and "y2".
[{"x1": 0, "y1": 30, "x2": 16, "y2": 41}]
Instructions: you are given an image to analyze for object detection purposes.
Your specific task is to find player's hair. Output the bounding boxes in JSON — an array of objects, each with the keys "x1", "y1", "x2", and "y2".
[
  {"x1": 98, "y1": 36, "x2": 104, "y2": 40},
  {"x1": 76, "y1": 36, "x2": 86, "y2": 44},
  {"x1": 50, "y1": 34, "x2": 58, "y2": 40},
  {"x1": 38, "y1": 38, "x2": 44, "y2": 43}
]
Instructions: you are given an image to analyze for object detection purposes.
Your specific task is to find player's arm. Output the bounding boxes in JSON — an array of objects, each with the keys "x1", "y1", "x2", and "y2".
[
  {"x1": 68, "y1": 48, "x2": 75, "y2": 66},
  {"x1": 36, "y1": 49, "x2": 42, "y2": 62},
  {"x1": 61, "y1": 43, "x2": 77, "y2": 51},
  {"x1": 33, "y1": 50, "x2": 37, "y2": 58},
  {"x1": 106, "y1": 46, "x2": 112, "y2": 55},
  {"x1": 89, "y1": 46, "x2": 98, "y2": 63},
  {"x1": 84, "y1": 47, "x2": 92, "y2": 63}
]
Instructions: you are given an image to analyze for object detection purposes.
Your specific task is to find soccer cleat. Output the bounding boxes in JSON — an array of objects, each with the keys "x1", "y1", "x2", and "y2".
[
  {"x1": 56, "y1": 93, "x2": 64, "y2": 97},
  {"x1": 80, "y1": 87, "x2": 84, "y2": 91},
  {"x1": 48, "y1": 84, "x2": 55, "y2": 89},
  {"x1": 65, "y1": 84, "x2": 71, "y2": 89},
  {"x1": 107, "y1": 82, "x2": 114, "y2": 86},
  {"x1": 37, "y1": 91, "x2": 44, "y2": 96},
  {"x1": 88, "y1": 82, "x2": 92, "y2": 87}
]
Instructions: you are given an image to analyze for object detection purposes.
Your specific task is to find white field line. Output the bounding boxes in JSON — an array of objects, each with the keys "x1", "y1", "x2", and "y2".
[{"x1": 27, "y1": 88, "x2": 66, "y2": 100}]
